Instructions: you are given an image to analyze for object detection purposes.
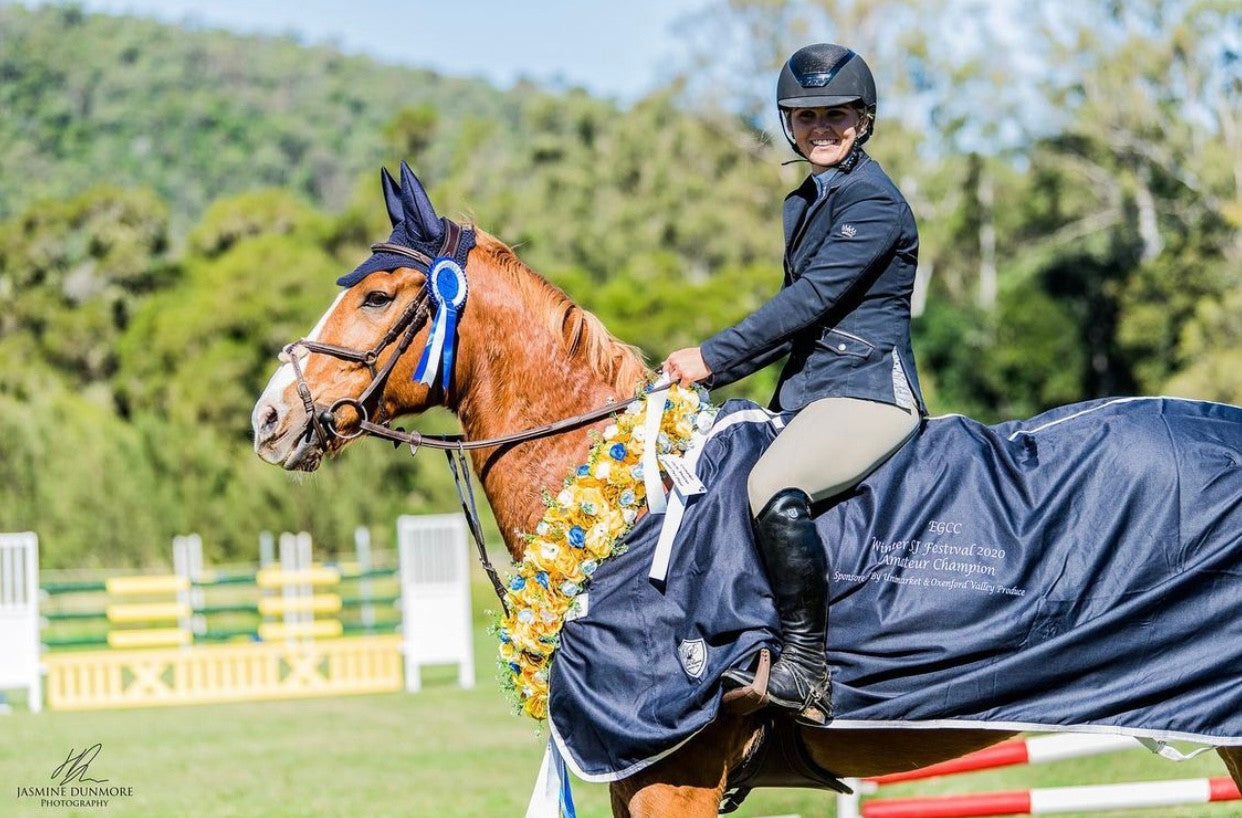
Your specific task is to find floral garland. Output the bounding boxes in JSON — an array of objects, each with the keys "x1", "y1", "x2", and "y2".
[{"x1": 496, "y1": 383, "x2": 717, "y2": 720}]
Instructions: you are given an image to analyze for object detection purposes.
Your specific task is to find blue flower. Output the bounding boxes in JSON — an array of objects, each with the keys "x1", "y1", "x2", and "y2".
[
  {"x1": 577, "y1": 464, "x2": 590, "y2": 477},
  {"x1": 582, "y1": 559, "x2": 598, "y2": 576},
  {"x1": 609, "y1": 443, "x2": 628, "y2": 461},
  {"x1": 509, "y1": 576, "x2": 526, "y2": 592},
  {"x1": 535, "y1": 571, "x2": 550, "y2": 589},
  {"x1": 560, "y1": 581, "x2": 581, "y2": 596},
  {"x1": 509, "y1": 662, "x2": 522, "y2": 673},
  {"x1": 568, "y1": 525, "x2": 586, "y2": 548},
  {"x1": 631, "y1": 464, "x2": 645, "y2": 481},
  {"x1": 517, "y1": 608, "x2": 535, "y2": 623},
  {"x1": 499, "y1": 629, "x2": 511, "y2": 643},
  {"x1": 620, "y1": 489, "x2": 636, "y2": 507}
]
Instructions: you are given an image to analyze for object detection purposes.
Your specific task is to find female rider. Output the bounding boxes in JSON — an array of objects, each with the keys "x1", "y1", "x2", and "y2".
[{"x1": 661, "y1": 43, "x2": 926, "y2": 725}]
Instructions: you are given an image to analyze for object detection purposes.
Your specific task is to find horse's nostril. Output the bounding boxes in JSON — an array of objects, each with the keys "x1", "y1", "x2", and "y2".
[{"x1": 259, "y1": 405, "x2": 279, "y2": 434}]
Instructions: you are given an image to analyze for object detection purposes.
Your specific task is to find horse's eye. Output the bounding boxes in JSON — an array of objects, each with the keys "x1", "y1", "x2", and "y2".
[{"x1": 362, "y1": 291, "x2": 394, "y2": 308}]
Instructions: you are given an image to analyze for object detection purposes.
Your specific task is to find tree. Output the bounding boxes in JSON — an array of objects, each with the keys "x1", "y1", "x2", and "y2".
[{"x1": 0, "y1": 186, "x2": 173, "y2": 398}]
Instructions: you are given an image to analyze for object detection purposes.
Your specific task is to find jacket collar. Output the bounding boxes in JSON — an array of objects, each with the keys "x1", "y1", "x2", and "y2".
[
  {"x1": 812, "y1": 166, "x2": 840, "y2": 196},
  {"x1": 819, "y1": 150, "x2": 869, "y2": 192},
  {"x1": 782, "y1": 152, "x2": 870, "y2": 247}
]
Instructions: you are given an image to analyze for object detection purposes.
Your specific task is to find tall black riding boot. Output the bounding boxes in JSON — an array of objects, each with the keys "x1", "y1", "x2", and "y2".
[{"x1": 727, "y1": 488, "x2": 832, "y2": 725}]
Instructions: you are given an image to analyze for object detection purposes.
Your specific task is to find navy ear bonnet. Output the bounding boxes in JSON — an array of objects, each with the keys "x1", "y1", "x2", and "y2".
[{"x1": 336, "y1": 161, "x2": 476, "y2": 288}]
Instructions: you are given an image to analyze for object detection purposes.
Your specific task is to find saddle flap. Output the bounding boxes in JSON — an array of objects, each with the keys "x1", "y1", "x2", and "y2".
[{"x1": 719, "y1": 712, "x2": 851, "y2": 813}]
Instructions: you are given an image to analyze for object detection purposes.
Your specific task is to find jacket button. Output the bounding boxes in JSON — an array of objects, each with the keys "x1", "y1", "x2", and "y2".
[{"x1": 837, "y1": 343, "x2": 847, "y2": 351}]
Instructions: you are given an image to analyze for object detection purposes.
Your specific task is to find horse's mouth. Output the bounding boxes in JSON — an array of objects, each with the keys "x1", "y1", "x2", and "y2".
[
  {"x1": 255, "y1": 423, "x2": 327, "y2": 472},
  {"x1": 283, "y1": 431, "x2": 326, "y2": 472}
]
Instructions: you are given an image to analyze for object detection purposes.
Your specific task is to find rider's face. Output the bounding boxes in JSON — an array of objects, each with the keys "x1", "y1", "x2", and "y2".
[{"x1": 789, "y1": 105, "x2": 865, "y2": 170}]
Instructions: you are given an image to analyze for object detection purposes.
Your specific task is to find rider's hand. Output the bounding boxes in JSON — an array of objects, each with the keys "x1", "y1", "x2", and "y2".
[{"x1": 661, "y1": 347, "x2": 712, "y2": 387}]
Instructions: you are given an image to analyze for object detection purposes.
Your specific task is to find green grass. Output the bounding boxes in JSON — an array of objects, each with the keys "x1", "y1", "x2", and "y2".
[{"x1": 3, "y1": 573, "x2": 1239, "y2": 817}]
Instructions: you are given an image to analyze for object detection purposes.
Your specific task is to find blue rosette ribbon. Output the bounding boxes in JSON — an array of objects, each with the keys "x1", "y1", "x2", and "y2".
[{"x1": 412, "y1": 257, "x2": 468, "y2": 389}]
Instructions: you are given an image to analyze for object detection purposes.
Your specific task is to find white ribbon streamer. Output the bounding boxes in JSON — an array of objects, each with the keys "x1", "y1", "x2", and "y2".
[
  {"x1": 649, "y1": 408, "x2": 785, "y2": 582},
  {"x1": 416, "y1": 315, "x2": 449, "y2": 386},
  {"x1": 641, "y1": 387, "x2": 670, "y2": 514},
  {"x1": 526, "y1": 740, "x2": 562, "y2": 818},
  {"x1": 1136, "y1": 737, "x2": 1217, "y2": 762}
]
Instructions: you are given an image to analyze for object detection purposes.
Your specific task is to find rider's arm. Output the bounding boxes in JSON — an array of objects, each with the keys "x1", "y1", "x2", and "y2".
[{"x1": 699, "y1": 180, "x2": 903, "y2": 388}]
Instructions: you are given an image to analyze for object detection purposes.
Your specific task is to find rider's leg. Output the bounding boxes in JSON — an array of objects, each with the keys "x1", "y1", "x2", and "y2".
[
  {"x1": 731, "y1": 398, "x2": 918, "y2": 725},
  {"x1": 748, "y1": 398, "x2": 920, "y2": 512}
]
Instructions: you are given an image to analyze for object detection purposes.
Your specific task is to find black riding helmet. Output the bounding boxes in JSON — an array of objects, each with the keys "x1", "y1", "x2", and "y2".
[{"x1": 777, "y1": 43, "x2": 877, "y2": 158}]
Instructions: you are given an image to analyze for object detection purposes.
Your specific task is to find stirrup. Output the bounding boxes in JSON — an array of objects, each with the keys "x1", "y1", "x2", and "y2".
[
  {"x1": 723, "y1": 650, "x2": 830, "y2": 725},
  {"x1": 764, "y1": 668, "x2": 832, "y2": 727},
  {"x1": 792, "y1": 687, "x2": 831, "y2": 727}
]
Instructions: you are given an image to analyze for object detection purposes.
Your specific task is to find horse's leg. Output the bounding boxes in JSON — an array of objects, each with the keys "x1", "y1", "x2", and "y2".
[
  {"x1": 609, "y1": 784, "x2": 633, "y2": 818},
  {"x1": 1218, "y1": 747, "x2": 1242, "y2": 790},
  {"x1": 608, "y1": 713, "x2": 758, "y2": 818}
]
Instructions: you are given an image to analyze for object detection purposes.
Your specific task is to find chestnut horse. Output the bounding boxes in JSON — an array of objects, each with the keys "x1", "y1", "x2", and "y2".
[{"x1": 253, "y1": 170, "x2": 1242, "y2": 816}]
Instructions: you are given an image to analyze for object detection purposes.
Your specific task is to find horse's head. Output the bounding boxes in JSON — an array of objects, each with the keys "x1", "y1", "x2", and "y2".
[{"x1": 252, "y1": 162, "x2": 467, "y2": 471}]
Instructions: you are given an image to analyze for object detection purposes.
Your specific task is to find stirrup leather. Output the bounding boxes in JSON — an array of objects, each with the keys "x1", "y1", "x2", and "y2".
[{"x1": 721, "y1": 649, "x2": 772, "y2": 715}]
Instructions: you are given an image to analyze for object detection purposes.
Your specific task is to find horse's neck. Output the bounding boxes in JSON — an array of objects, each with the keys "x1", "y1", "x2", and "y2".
[{"x1": 450, "y1": 284, "x2": 636, "y2": 559}]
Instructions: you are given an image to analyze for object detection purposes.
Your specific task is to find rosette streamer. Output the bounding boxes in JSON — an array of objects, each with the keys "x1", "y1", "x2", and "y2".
[{"x1": 413, "y1": 257, "x2": 468, "y2": 390}]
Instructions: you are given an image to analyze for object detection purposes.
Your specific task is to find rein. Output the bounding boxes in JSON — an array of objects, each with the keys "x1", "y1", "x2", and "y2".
[
  {"x1": 352, "y1": 397, "x2": 641, "y2": 451},
  {"x1": 278, "y1": 220, "x2": 650, "y2": 615}
]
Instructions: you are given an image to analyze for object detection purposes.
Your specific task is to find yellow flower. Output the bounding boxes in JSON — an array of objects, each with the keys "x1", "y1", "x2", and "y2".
[
  {"x1": 577, "y1": 487, "x2": 606, "y2": 517},
  {"x1": 509, "y1": 628, "x2": 543, "y2": 655},
  {"x1": 602, "y1": 508, "x2": 628, "y2": 539},
  {"x1": 585, "y1": 523, "x2": 613, "y2": 558},
  {"x1": 555, "y1": 550, "x2": 587, "y2": 583},
  {"x1": 524, "y1": 692, "x2": 548, "y2": 720}
]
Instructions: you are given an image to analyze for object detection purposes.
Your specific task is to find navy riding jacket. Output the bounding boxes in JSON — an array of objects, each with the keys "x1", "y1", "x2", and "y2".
[{"x1": 700, "y1": 152, "x2": 926, "y2": 415}]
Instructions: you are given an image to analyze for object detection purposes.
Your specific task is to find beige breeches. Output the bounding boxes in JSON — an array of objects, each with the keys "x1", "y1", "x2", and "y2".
[{"x1": 747, "y1": 397, "x2": 920, "y2": 515}]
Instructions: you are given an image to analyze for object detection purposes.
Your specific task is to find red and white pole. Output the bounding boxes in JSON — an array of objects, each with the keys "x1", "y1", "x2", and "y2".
[
  {"x1": 861, "y1": 776, "x2": 1241, "y2": 818},
  {"x1": 867, "y1": 734, "x2": 1140, "y2": 785}
]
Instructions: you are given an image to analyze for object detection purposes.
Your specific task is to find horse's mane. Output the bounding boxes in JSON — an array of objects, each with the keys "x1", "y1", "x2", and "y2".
[{"x1": 473, "y1": 230, "x2": 649, "y2": 392}]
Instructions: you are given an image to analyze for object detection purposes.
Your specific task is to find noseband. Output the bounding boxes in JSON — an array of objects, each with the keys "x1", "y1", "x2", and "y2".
[{"x1": 282, "y1": 222, "x2": 467, "y2": 450}]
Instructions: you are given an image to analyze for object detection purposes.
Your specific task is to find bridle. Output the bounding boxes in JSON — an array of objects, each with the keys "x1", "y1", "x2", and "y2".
[
  {"x1": 285, "y1": 283, "x2": 432, "y2": 452},
  {"x1": 276, "y1": 219, "x2": 651, "y2": 611},
  {"x1": 281, "y1": 221, "x2": 467, "y2": 453}
]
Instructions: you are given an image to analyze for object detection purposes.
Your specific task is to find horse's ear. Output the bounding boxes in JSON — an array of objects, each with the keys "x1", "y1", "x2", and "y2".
[
  {"x1": 380, "y1": 167, "x2": 403, "y2": 227},
  {"x1": 398, "y1": 160, "x2": 443, "y2": 243}
]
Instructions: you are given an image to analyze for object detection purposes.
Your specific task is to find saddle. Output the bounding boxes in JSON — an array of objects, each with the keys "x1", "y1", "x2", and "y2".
[{"x1": 719, "y1": 650, "x2": 851, "y2": 813}]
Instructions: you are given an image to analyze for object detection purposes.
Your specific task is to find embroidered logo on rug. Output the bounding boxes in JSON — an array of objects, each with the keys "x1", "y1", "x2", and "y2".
[
  {"x1": 678, "y1": 638, "x2": 708, "y2": 679},
  {"x1": 841, "y1": 224, "x2": 858, "y2": 238}
]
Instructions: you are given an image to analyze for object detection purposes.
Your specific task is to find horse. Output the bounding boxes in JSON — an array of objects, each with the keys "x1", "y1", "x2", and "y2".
[{"x1": 252, "y1": 164, "x2": 1242, "y2": 816}]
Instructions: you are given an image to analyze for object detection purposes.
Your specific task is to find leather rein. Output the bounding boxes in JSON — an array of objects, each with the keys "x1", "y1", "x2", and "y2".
[{"x1": 278, "y1": 220, "x2": 646, "y2": 612}]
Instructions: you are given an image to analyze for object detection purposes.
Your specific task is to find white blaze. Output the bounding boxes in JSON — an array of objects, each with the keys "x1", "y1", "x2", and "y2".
[{"x1": 254, "y1": 291, "x2": 347, "y2": 433}]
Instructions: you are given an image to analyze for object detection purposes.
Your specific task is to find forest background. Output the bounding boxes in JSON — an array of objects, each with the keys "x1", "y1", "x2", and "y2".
[{"x1": 1, "y1": 0, "x2": 1239, "y2": 568}]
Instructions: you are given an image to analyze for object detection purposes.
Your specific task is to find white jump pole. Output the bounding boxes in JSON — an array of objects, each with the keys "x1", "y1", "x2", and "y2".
[{"x1": 0, "y1": 532, "x2": 41, "y2": 712}]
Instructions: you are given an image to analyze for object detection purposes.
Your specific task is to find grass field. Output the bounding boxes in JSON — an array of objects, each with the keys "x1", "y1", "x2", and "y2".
[{"x1": 3, "y1": 573, "x2": 1239, "y2": 817}]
